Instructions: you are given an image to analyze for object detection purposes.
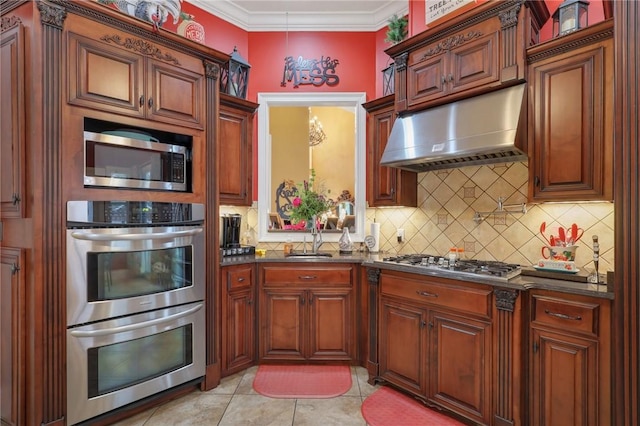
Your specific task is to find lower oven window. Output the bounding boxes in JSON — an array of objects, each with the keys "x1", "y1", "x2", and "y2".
[
  {"x1": 87, "y1": 246, "x2": 193, "y2": 301},
  {"x1": 87, "y1": 324, "x2": 193, "y2": 397}
]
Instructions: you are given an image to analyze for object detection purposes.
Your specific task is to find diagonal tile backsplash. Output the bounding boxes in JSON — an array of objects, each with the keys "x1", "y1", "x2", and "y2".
[{"x1": 223, "y1": 162, "x2": 614, "y2": 274}]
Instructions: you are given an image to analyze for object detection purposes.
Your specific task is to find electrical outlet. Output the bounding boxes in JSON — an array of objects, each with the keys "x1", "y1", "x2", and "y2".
[{"x1": 397, "y1": 228, "x2": 405, "y2": 243}]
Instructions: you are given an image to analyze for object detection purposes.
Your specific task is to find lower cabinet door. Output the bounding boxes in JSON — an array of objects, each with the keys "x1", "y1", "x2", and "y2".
[
  {"x1": 531, "y1": 329, "x2": 598, "y2": 426},
  {"x1": 379, "y1": 298, "x2": 427, "y2": 395},
  {"x1": 307, "y1": 289, "x2": 353, "y2": 360},
  {"x1": 223, "y1": 288, "x2": 255, "y2": 374},
  {"x1": 428, "y1": 310, "x2": 492, "y2": 425},
  {"x1": 261, "y1": 289, "x2": 306, "y2": 361}
]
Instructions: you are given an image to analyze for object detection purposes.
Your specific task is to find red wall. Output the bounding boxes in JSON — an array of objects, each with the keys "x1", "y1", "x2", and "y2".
[{"x1": 246, "y1": 31, "x2": 377, "y2": 102}]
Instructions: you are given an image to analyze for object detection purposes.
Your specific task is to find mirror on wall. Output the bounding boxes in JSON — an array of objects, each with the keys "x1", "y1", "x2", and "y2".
[{"x1": 257, "y1": 93, "x2": 366, "y2": 243}]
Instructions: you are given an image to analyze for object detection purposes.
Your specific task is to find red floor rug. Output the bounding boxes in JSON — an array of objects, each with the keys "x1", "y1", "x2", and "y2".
[
  {"x1": 253, "y1": 364, "x2": 352, "y2": 398},
  {"x1": 361, "y1": 386, "x2": 466, "y2": 426}
]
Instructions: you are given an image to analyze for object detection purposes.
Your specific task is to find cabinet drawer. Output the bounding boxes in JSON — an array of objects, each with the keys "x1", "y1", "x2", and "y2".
[
  {"x1": 262, "y1": 265, "x2": 352, "y2": 286},
  {"x1": 225, "y1": 266, "x2": 253, "y2": 291},
  {"x1": 532, "y1": 295, "x2": 599, "y2": 335},
  {"x1": 380, "y1": 273, "x2": 492, "y2": 317}
]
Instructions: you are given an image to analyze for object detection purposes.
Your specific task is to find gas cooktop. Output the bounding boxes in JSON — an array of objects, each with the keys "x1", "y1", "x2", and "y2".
[{"x1": 378, "y1": 254, "x2": 522, "y2": 282}]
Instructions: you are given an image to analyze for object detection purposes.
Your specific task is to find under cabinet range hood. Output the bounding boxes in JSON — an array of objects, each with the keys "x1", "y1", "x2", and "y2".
[{"x1": 380, "y1": 83, "x2": 528, "y2": 172}]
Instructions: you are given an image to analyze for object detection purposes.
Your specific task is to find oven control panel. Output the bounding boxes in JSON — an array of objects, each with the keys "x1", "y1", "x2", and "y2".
[{"x1": 67, "y1": 201, "x2": 205, "y2": 227}]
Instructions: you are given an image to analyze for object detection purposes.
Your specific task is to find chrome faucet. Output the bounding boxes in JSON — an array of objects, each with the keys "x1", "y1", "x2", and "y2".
[{"x1": 310, "y1": 226, "x2": 323, "y2": 253}]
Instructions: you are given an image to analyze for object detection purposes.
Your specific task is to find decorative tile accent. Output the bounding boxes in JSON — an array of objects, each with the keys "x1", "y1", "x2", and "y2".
[
  {"x1": 463, "y1": 186, "x2": 475, "y2": 199},
  {"x1": 437, "y1": 213, "x2": 448, "y2": 225}
]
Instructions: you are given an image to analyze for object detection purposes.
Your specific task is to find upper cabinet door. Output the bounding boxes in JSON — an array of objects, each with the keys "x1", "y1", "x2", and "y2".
[
  {"x1": 68, "y1": 29, "x2": 204, "y2": 129},
  {"x1": 1, "y1": 22, "x2": 26, "y2": 218},
  {"x1": 218, "y1": 94, "x2": 258, "y2": 206},
  {"x1": 68, "y1": 32, "x2": 145, "y2": 118},
  {"x1": 364, "y1": 95, "x2": 417, "y2": 207},
  {"x1": 528, "y1": 21, "x2": 614, "y2": 202}
]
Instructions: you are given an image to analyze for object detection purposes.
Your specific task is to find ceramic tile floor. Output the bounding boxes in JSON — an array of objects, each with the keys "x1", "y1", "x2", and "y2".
[{"x1": 113, "y1": 366, "x2": 379, "y2": 426}]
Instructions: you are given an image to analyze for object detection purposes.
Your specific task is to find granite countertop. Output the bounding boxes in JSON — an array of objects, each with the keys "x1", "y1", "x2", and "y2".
[{"x1": 220, "y1": 251, "x2": 613, "y2": 299}]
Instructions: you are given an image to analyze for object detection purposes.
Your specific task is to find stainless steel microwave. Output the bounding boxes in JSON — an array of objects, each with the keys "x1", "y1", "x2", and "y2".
[{"x1": 84, "y1": 131, "x2": 188, "y2": 191}]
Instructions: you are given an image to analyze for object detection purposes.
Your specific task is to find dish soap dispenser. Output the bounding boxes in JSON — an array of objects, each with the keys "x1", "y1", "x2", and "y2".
[{"x1": 339, "y1": 227, "x2": 354, "y2": 254}]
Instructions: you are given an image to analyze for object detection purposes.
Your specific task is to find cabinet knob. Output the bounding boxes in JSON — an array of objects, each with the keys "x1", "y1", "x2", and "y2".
[
  {"x1": 534, "y1": 176, "x2": 541, "y2": 187},
  {"x1": 448, "y1": 73, "x2": 454, "y2": 82},
  {"x1": 148, "y1": 97, "x2": 154, "y2": 108},
  {"x1": 139, "y1": 95, "x2": 144, "y2": 107},
  {"x1": 420, "y1": 320, "x2": 427, "y2": 329},
  {"x1": 11, "y1": 193, "x2": 21, "y2": 205},
  {"x1": 301, "y1": 297, "x2": 305, "y2": 305},
  {"x1": 247, "y1": 299, "x2": 252, "y2": 305},
  {"x1": 11, "y1": 263, "x2": 20, "y2": 275},
  {"x1": 441, "y1": 75, "x2": 446, "y2": 84}
]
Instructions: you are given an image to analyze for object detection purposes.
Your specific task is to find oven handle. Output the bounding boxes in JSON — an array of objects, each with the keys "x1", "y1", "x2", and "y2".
[
  {"x1": 69, "y1": 303, "x2": 203, "y2": 337},
  {"x1": 70, "y1": 227, "x2": 203, "y2": 241}
]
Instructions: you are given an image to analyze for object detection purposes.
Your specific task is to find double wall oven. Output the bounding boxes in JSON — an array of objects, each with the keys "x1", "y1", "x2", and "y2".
[{"x1": 66, "y1": 201, "x2": 205, "y2": 425}]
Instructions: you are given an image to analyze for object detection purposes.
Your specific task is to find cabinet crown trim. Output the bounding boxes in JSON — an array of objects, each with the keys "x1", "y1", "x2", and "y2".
[
  {"x1": 418, "y1": 30, "x2": 483, "y2": 61},
  {"x1": 100, "y1": 34, "x2": 181, "y2": 65}
]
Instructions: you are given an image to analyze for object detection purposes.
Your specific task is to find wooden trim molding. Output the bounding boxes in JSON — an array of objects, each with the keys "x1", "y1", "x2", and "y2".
[
  {"x1": 613, "y1": 1, "x2": 640, "y2": 425},
  {"x1": 202, "y1": 58, "x2": 221, "y2": 391},
  {"x1": 33, "y1": 1, "x2": 66, "y2": 424}
]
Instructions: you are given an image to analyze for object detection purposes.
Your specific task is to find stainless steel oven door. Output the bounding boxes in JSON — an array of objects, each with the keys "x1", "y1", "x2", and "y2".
[
  {"x1": 66, "y1": 301, "x2": 205, "y2": 425},
  {"x1": 67, "y1": 225, "x2": 204, "y2": 326}
]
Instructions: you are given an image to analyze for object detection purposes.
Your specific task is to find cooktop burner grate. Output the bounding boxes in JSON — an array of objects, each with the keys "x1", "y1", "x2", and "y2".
[{"x1": 380, "y1": 254, "x2": 521, "y2": 280}]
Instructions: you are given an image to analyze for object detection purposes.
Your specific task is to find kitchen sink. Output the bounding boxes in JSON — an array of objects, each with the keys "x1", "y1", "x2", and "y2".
[{"x1": 286, "y1": 251, "x2": 333, "y2": 258}]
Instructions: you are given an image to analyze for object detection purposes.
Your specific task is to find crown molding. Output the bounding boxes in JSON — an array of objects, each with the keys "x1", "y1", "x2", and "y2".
[{"x1": 189, "y1": 0, "x2": 408, "y2": 32}]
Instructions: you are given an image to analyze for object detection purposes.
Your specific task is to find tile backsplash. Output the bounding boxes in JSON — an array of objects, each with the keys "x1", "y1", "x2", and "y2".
[{"x1": 221, "y1": 162, "x2": 615, "y2": 273}]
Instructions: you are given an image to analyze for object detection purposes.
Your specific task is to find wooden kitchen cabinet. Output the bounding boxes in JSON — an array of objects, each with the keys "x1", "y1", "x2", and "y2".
[
  {"x1": 363, "y1": 95, "x2": 417, "y2": 207},
  {"x1": 407, "y1": 29, "x2": 499, "y2": 108},
  {"x1": 527, "y1": 20, "x2": 614, "y2": 202},
  {"x1": 0, "y1": 21, "x2": 25, "y2": 218},
  {"x1": 377, "y1": 269, "x2": 493, "y2": 424},
  {"x1": 258, "y1": 263, "x2": 356, "y2": 362},
  {"x1": 387, "y1": 1, "x2": 547, "y2": 113},
  {"x1": 529, "y1": 290, "x2": 611, "y2": 426},
  {"x1": 67, "y1": 27, "x2": 204, "y2": 129},
  {"x1": 221, "y1": 263, "x2": 255, "y2": 376},
  {"x1": 219, "y1": 93, "x2": 258, "y2": 206},
  {"x1": 1, "y1": 248, "x2": 25, "y2": 426}
]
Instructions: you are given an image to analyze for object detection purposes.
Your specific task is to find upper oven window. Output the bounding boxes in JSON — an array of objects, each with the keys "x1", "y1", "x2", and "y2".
[{"x1": 86, "y1": 246, "x2": 193, "y2": 301}]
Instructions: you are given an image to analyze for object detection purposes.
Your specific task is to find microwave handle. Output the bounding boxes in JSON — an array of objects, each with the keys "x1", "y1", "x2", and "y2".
[
  {"x1": 69, "y1": 303, "x2": 203, "y2": 338},
  {"x1": 70, "y1": 227, "x2": 203, "y2": 241}
]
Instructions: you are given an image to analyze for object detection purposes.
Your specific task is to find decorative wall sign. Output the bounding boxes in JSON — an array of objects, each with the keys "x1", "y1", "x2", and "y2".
[
  {"x1": 281, "y1": 55, "x2": 340, "y2": 88},
  {"x1": 426, "y1": 0, "x2": 475, "y2": 26}
]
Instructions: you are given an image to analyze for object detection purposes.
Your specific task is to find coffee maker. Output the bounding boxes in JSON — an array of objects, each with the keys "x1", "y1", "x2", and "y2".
[
  {"x1": 220, "y1": 214, "x2": 254, "y2": 256},
  {"x1": 220, "y1": 214, "x2": 241, "y2": 249}
]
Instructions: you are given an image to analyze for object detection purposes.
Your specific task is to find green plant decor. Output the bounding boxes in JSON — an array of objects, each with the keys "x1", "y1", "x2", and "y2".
[{"x1": 385, "y1": 14, "x2": 408, "y2": 44}]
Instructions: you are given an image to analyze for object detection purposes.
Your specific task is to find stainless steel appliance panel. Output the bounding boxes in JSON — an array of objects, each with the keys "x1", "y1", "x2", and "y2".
[
  {"x1": 66, "y1": 302, "x2": 205, "y2": 425},
  {"x1": 84, "y1": 131, "x2": 188, "y2": 191},
  {"x1": 66, "y1": 225, "x2": 204, "y2": 326}
]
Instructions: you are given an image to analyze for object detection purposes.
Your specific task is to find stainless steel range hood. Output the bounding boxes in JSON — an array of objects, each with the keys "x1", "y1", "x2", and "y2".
[{"x1": 380, "y1": 83, "x2": 528, "y2": 172}]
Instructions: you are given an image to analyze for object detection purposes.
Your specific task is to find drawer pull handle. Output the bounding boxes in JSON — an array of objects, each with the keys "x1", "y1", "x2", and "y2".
[
  {"x1": 416, "y1": 290, "x2": 438, "y2": 298},
  {"x1": 544, "y1": 309, "x2": 582, "y2": 321},
  {"x1": 237, "y1": 277, "x2": 245, "y2": 282},
  {"x1": 298, "y1": 275, "x2": 317, "y2": 280}
]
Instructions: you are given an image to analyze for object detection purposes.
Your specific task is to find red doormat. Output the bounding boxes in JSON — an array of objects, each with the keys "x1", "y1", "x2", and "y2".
[
  {"x1": 361, "y1": 386, "x2": 466, "y2": 426},
  {"x1": 253, "y1": 364, "x2": 352, "y2": 398}
]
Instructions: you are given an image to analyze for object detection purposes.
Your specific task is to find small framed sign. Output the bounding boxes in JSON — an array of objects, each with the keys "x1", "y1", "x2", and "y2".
[{"x1": 426, "y1": 0, "x2": 476, "y2": 27}]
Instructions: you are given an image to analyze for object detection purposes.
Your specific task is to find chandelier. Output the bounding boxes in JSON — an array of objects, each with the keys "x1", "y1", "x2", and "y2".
[{"x1": 309, "y1": 115, "x2": 327, "y2": 146}]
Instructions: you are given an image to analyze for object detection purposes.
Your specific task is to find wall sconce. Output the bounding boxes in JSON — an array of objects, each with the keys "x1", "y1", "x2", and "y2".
[
  {"x1": 552, "y1": 0, "x2": 589, "y2": 37},
  {"x1": 221, "y1": 46, "x2": 250, "y2": 98},
  {"x1": 309, "y1": 114, "x2": 327, "y2": 146},
  {"x1": 382, "y1": 63, "x2": 395, "y2": 96}
]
